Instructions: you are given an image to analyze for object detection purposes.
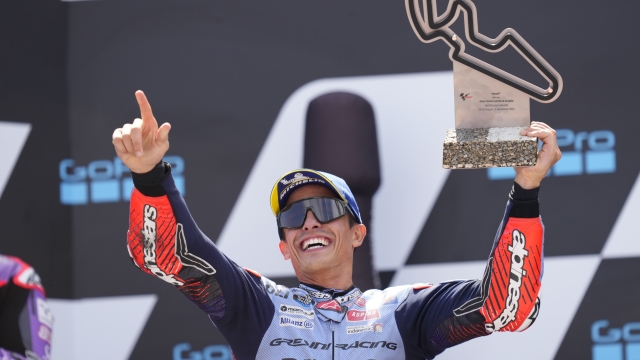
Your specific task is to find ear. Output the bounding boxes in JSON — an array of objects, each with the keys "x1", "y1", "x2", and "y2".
[
  {"x1": 279, "y1": 241, "x2": 291, "y2": 260},
  {"x1": 351, "y1": 224, "x2": 367, "y2": 249}
]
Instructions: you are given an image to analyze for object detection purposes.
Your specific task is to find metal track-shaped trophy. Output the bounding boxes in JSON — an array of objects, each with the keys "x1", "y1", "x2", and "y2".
[{"x1": 406, "y1": 0, "x2": 563, "y2": 169}]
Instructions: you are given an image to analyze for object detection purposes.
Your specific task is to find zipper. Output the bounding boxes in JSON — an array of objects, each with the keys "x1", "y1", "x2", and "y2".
[{"x1": 330, "y1": 320, "x2": 335, "y2": 360}]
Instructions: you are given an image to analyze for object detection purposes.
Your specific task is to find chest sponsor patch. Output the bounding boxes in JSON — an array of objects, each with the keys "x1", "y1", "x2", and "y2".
[
  {"x1": 354, "y1": 297, "x2": 367, "y2": 308},
  {"x1": 346, "y1": 323, "x2": 383, "y2": 335},
  {"x1": 279, "y1": 316, "x2": 314, "y2": 330},
  {"x1": 279, "y1": 305, "x2": 314, "y2": 319},
  {"x1": 346, "y1": 309, "x2": 380, "y2": 322},
  {"x1": 306, "y1": 289, "x2": 332, "y2": 300},
  {"x1": 335, "y1": 288, "x2": 362, "y2": 304},
  {"x1": 292, "y1": 293, "x2": 314, "y2": 307}
]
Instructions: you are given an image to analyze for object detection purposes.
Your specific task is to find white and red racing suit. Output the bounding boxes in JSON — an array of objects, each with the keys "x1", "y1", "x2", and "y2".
[{"x1": 126, "y1": 162, "x2": 544, "y2": 359}]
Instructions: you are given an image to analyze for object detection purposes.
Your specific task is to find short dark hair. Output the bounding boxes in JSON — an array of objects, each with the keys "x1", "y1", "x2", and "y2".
[{"x1": 347, "y1": 213, "x2": 357, "y2": 228}]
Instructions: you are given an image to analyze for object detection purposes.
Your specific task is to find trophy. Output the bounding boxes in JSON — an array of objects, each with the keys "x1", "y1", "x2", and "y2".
[{"x1": 406, "y1": 0, "x2": 563, "y2": 169}]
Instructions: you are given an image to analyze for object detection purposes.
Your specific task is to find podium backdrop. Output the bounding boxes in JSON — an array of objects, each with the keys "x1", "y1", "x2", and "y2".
[{"x1": 0, "y1": 0, "x2": 639, "y2": 359}]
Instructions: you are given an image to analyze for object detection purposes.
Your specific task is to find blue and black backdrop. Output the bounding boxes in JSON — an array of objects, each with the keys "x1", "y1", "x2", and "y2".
[{"x1": 0, "y1": 0, "x2": 638, "y2": 359}]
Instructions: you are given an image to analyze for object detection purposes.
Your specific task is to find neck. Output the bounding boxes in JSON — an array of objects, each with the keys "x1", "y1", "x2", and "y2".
[{"x1": 294, "y1": 265, "x2": 353, "y2": 290}]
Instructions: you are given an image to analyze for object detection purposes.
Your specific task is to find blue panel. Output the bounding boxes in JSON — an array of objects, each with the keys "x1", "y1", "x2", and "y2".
[
  {"x1": 592, "y1": 344, "x2": 623, "y2": 360},
  {"x1": 628, "y1": 343, "x2": 640, "y2": 360},
  {"x1": 487, "y1": 167, "x2": 515, "y2": 180},
  {"x1": 174, "y1": 175, "x2": 186, "y2": 196},
  {"x1": 202, "y1": 345, "x2": 232, "y2": 360},
  {"x1": 121, "y1": 177, "x2": 134, "y2": 201},
  {"x1": 60, "y1": 182, "x2": 88, "y2": 205},
  {"x1": 90, "y1": 179, "x2": 120, "y2": 203},
  {"x1": 586, "y1": 150, "x2": 616, "y2": 174},
  {"x1": 553, "y1": 151, "x2": 583, "y2": 176}
]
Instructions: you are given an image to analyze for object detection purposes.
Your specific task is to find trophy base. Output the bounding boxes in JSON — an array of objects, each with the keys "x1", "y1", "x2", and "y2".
[{"x1": 443, "y1": 127, "x2": 537, "y2": 169}]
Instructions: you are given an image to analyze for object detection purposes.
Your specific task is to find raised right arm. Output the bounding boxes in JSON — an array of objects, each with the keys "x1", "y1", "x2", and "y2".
[
  {"x1": 127, "y1": 161, "x2": 274, "y2": 321},
  {"x1": 114, "y1": 91, "x2": 274, "y2": 358}
]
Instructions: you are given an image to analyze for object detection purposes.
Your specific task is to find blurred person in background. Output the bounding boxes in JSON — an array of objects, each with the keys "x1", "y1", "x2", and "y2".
[
  {"x1": 0, "y1": 254, "x2": 52, "y2": 360},
  {"x1": 113, "y1": 91, "x2": 561, "y2": 359}
]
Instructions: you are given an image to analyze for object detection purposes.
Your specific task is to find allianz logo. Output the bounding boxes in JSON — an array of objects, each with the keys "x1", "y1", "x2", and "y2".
[
  {"x1": 173, "y1": 343, "x2": 232, "y2": 360},
  {"x1": 59, "y1": 156, "x2": 184, "y2": 205},
  {"x1": 592, "y1": 320, "x2": 640, "y2": 360},
  {"x1": 488, "y1": 129, "x2": 616, "y2": 180}
]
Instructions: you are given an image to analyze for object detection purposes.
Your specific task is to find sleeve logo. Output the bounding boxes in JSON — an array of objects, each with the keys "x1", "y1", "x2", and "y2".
[
  {"x1": 142, "y1": 204, "x2": 184, "y2": 286},
  {"x1": 486, "y1": 229, "x2": 528, "y2": 333}
]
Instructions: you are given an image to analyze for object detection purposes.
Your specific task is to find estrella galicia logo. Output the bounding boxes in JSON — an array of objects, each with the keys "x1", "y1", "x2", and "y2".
[
  {"x1": 591, "y1": 320, "x2": 640, "y2": 360},
  {"x1": 173, "y1": 343, "x2": 232, "y2": 360},
  {"x1": 293, "y1": 293, "x2": 314, "y2": 307},
  {"x1": 488, "y1": 129, "x2": 616, "y2": 180},
  {"x1": 59, "y1": 155, "x2": 185, "y2": 205},
  {"x1": 459, "y1": 93, "x2": 472, "y2": 101}
]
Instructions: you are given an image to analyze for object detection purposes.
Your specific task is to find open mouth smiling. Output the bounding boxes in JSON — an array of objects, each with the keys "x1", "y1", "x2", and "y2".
[{"x1": 300, "y1": 237, "x2": 331, "y2": 251}]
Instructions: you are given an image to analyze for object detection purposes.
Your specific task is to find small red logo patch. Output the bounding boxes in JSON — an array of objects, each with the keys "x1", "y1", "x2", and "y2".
[
  {"x1": 317, "y1": 300, "x2": 343, "y2": 312},
  {"x1": 355, "y1": 297, "x2": 367, "y2": 308}
]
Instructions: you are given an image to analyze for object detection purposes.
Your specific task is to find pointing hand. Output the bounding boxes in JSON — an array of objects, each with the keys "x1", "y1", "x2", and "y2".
[{"x1": 112, "y1": 91, "x2": 172, "y2": 174}]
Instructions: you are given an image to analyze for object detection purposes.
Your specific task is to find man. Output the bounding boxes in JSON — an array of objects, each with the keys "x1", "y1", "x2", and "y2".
[
  {"x1": 113, "y1": 91, "x2": 561, "y2": 359},
  {"x1": 0, "y1": 255, "x2": 53, "y2": 360}
]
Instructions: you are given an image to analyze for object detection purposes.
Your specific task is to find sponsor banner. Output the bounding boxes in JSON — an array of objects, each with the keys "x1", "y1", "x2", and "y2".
[
  {"x1": 172, "y1": 343, "x2": 232, "y2": 360},
  {"x1": 59, "y1": 156, "x2": 185, "y2": 205},
  {"x1": 488, "y1": 129, "x2": 617, "y2": 180}
]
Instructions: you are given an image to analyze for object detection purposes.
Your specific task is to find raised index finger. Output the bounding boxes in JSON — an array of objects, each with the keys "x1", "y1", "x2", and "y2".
[{"x1": 135, "y1": 90, "x2": 155, "y2": 123}]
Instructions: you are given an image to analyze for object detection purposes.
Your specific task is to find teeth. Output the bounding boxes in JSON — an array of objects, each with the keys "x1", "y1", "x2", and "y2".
[{"x1": 302, "y1": 238, "x2": 329, "y2": 250}]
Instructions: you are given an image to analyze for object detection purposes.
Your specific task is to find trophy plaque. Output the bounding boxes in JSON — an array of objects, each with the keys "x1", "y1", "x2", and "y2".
[{"x1": 406, "y1": 0, "x2": 563, "y2": 169}]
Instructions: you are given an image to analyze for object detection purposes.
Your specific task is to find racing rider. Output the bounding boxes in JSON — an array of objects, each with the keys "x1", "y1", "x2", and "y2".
[
  {"x1": 113, "y1": 91, "x2": 561, "y2": 359},
  {"x1": 0, "y1": 254, "x2": 53, "y2": 360}
]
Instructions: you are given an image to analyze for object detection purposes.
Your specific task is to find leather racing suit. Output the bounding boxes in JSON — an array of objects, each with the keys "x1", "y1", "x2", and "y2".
[
  {"x1": 0, "y1": 255, "x2": 52, "y2": 360},
  {"x1": 127, "y1": 162, "x2": 544, "y2": 359}
]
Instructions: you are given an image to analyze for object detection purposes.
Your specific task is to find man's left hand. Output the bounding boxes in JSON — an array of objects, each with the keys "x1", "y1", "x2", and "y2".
[{"x1": 514, "y1": 122, "x2": 562, "y2": 189}]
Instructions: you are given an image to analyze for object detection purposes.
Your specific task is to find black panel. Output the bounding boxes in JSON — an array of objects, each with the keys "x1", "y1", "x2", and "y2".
[
  {"x1": 555, "y1": 257, "x2": 640, "y2": 360},
  {"x1": 0, "y1": 0, "x2": 72, "y2": 298}
]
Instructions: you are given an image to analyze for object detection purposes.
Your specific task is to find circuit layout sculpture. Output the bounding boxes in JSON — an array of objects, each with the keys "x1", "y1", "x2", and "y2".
[{"x1": 406, "y1": 0, "x2": 563, "y2": 103}]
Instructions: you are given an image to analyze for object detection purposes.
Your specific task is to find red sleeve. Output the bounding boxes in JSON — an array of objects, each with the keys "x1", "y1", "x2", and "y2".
[{"x1": 479, "y1": 217, "x2": 543, "y2": 333}]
